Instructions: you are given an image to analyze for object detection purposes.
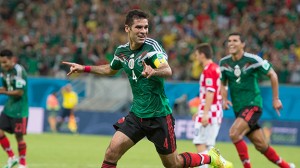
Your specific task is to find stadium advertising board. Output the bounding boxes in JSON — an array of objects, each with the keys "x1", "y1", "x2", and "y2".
[{"x1": 71, "y1": 111, "x2": 300, "y2": 146}]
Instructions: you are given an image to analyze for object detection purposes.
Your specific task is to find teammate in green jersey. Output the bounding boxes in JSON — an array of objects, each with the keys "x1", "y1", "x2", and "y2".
[
  {"x1": 220, "y1": 32, "x2": 295, "y2": 168},
  {"x1": 0, "y1": 49, "x2": 29, "y2": 168},
  {"x1": 63, "y1": 9, "x2": 227, "y2": 168}
]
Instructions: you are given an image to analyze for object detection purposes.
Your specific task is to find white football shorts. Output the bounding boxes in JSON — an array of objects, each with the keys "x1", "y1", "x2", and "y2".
[{"x1": 192, "y1": 122, "x2": 221, "y2": 147}]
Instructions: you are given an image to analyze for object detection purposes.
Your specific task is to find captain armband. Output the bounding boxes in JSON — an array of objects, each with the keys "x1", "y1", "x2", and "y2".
[{"x1": 153, "y1": 56, "x2": 167, "y2": 68}]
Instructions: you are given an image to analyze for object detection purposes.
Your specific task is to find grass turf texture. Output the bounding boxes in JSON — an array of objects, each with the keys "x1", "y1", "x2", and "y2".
[{"x1": 0, "y1": 133, "x2": 298, "y2": 168}]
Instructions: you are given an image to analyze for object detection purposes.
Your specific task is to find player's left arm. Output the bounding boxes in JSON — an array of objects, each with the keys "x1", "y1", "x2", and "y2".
[
  {"x1": 258, "y1": 57, "x2": 282, "y2": 116},
  {"x1": 267, "y1": 68, "x2": 282, "y2": 116},
  {"x1": 142, "y1": 54, "x2": 172, "y2": 78}
]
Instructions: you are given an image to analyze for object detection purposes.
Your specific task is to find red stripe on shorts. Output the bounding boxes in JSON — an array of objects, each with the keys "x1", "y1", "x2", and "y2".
[
  {"x1": 245, "y1": 108, "x2": 254, "y2": 122},
  {"x1": 166, "y1": 115, "x2": 176, "y2": 152},
  {"x1": 22, "y1": 118, "x2": 27, "y2": 134}
]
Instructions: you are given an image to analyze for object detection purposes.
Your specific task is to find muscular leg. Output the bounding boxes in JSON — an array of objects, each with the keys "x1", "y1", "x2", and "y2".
[
  {"x1": 247, "y1": 129, "x2": 291, "y2": 168},
  {"x1": 229, "y1": 118, "x2": 251, "y2": 168},
  {"x1": 229, "y1": 118, "x2": 250, "y2": 142},
  {"x1": 102, "y1": 131, "x2": 135, "y2": 166},
  {"x1": 246, "y1": 128, "x2": 268, "y2": 152}
]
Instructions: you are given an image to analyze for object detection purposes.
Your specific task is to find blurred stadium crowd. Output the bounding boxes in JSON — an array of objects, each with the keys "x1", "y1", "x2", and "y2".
[{"x1": 0, "y1": 0, "x2": 300, "y2": 84}]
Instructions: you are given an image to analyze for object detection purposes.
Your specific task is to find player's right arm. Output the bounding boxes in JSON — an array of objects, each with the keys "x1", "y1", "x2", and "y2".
[
  {"x1": 0, "y1": 76, "x2": 24, "y2": 96},
  {"x1": 62, "y1": 62, "x2": 118, "y2": 76},
  {"x1": 266, "y1": 67, "x2": 282, "y2": 116}
]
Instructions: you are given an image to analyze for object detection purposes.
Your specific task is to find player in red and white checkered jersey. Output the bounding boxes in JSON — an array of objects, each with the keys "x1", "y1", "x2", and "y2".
[
  {"x1": 192, "y1": 43, "x2": 233, "y2": 168},
  {"x1": 198, "y1": 63, "x2": 222, "y2": 125}
]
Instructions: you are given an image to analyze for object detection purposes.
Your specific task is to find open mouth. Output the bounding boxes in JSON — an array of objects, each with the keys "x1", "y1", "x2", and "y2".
[{"x1": 228, "y1": 46, "x2": 236, "y2": 51}]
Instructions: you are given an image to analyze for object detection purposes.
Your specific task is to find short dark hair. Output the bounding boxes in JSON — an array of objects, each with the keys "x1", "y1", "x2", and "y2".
[
  {"x1": 125, "y1": 9, "x2": 149, "y2": 27},
  {"x1": 0, "y1": 49, "x2": 13, "y2": 58},
  {"x1": 195, "y1": 43, "x2": 213, "y2": 59},
  {"x1": 228, "y1": 32, "x2": 246, "y2": 43}
]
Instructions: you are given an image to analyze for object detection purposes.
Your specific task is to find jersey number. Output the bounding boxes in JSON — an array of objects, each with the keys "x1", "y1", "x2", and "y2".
[
  {"x1": 132, "y1": 70, "x2": 137, "y2": 82},
  {"x1": 14, "y1": 123, "x2": 24, "y2": 133}
]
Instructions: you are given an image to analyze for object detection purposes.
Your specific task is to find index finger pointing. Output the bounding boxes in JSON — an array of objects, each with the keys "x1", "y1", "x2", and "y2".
[{"x1": 62, "y1": 61, "x2": 73, "y2": 66}]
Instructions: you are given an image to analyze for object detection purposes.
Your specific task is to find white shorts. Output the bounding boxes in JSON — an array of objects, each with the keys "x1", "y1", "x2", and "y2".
[{"x1": 192, "y1": 122, "x2": 220, "y2": 146}]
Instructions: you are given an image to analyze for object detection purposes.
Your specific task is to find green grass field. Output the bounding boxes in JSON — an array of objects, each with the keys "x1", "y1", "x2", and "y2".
[{"x1": 0, "y1": 133, "x2": 298, "y2": 168}]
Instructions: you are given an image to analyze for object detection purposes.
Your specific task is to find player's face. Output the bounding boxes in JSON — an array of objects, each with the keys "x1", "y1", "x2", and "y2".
[
  {"x1": 0, "y1": 56, "x2": 13, "y2": 71},
  {"x1": 126, "y1": 18, "x2": 148, "y2": 49},
  {"x1": 195, "y1": 50, "x2": 204, "y2": 65},
  {"x1": 227, "y1": 35, "x2": 245, "y2": 55}
]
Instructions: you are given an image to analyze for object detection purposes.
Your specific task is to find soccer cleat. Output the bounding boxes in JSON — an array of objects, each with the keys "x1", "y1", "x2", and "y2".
[
  {"x1": 289, "y1": 163, "x2": 296, "y2": 168},
  {"x1": 3, "y1": 156, "x2": 18, "y2": 168},
  {"x1": 219, "y1": 153, "x2": 233, "y2": 168},
  {"x1": 208, "y1": 147, "x2": 225, "y2": 168},
  {"x1": 223, "y1": 160, "x2": 233, "y2": 168}
]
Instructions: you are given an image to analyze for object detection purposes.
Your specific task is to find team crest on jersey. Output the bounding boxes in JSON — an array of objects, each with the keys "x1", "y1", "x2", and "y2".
[
  {"x1": 205, "y1": 78, "x2": 213, "y2": 86},
  {"x1": 128, "y1": 58, "x2": 134, "y2": 69},
  {"x1": 234, "y1": 65, "x2": 241, "y2": 77},
  {"x1": 234, "y1": 65, "x2": 241, "y2": 83}
]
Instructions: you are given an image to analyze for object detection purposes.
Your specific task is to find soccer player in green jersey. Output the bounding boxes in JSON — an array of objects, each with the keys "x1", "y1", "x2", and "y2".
[
  {"x1": 0, "y1": 49, "x2": 29, "y2": 168},
  {"x1": 63, "y1": 9, "x2": 227, "y2": 168},
  {"x1": 220, "y1": 32, "x2": 295, "y2": 168}
]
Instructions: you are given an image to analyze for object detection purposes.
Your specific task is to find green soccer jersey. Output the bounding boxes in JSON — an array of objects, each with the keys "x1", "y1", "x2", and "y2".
[
  {"x1": 1, "y1": 64, "x2": 29, "y2": 118},
  {"x1": 110, "y1": 38, "x2": 172, "y2": 118},
  {"x1": 219, "y1": 52, "x2": 271, "y2": 113}
]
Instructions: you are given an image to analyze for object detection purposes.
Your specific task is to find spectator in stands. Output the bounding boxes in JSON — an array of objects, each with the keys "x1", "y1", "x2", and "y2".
[
  {"x1": 0, "y1": 0, "x2": 299, "y2": 82},
  {"x1": 62, "y1": 9, "x2": 227, "y2": 168}
]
